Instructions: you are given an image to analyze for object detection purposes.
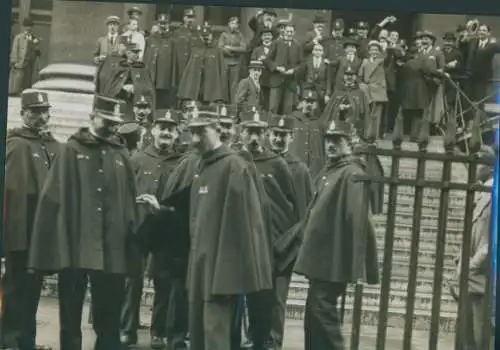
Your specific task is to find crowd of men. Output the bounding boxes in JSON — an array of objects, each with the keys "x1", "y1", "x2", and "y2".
[{"x1": 1, "y1": 6, "x2": 496, "y2": 350}]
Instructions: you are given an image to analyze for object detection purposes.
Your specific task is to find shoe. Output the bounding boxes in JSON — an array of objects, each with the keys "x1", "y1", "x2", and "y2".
[
  {"x1": 120, "y1": 334, "x2": 138, "y2": 347},
  {"x1": 150, "y1": 336, "x2": 165, "y2": 349}
]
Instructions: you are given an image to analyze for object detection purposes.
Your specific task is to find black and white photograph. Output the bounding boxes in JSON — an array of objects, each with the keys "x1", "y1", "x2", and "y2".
[{"x1": 2, "y1": 0, "x2": 499, "y2": 349}]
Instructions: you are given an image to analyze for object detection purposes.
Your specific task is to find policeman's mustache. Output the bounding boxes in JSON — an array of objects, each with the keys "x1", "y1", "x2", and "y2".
[{"x1": 219, "y1": 131, "x2": 231, "y2": 142}]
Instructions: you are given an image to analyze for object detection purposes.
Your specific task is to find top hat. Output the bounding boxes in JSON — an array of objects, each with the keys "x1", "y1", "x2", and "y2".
[
  {"x1": 155, "y1": 109, "x2": 180, "y2": 125},
  {"x1": 332, "y1": 18, "x2": 344, "y2": 30},
  {"x1": 356, "y1": 21, "x2": 369, "y2": 30},
  {"x1": 93, "y1": 95, "x2": 126, "y2": 123},
  {"x1": 302, "y1": 89, "x2": 318, "y2": 101},
  {"x1": 134, "y1": 95, "x2": 150, "y2": 107},
  {"x1": 157, "y1": 13, "x2": 169, "y2": 23},
  {"x1": 249, "y1": 60, "x2": 265, "y2": 70},
  {"x1": 262, "y1": 8, "x2": 277, "y2": 17},
  {"x1": 443, "y1": 31, "x2": 456, "y2": 41},
  {"x1": 325, "y1": 119, "x2": 354, "y2": 137},
  {"x1": 105, "y1": 16, "x2": 120, "y2": 25},
  {"x1": 21, "y1": 90, "x2": 51, "y2": 109},
  {"x1": 184, "y1": 8, "x2": 196, "y2": 17},
  {"x1": 240, "y1": 107, "x2": 268, "y2": 128},
  {"x1": 187, "y1": 105, "x2": 219, "y2": 128},
  {"x1": 127, "y1": 6, "x2": 143, "y2": 17},
  {"x1": 22, "y1": 18, "x2": 33, "y2": 27},
  {"x1": 269, "y1": 114, "x2": 294, "y2": 131}
]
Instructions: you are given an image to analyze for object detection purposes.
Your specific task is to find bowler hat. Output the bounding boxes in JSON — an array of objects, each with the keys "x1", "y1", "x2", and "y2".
[
  {"x1": 155, "y1": 109, "x2": 180, "y2": 125},
  {"x1": 269, "y1": 114, "x2": 294, "y2": 131},
  {"x1": 343, "y1": 38, "x2": 359, "y2": 48},
  {"x1": 127, "y1": 6, "x2": 142, "y2": 17},
  {"x1": 22, "y1": 18, "x2": 33, "y2": 27},
  {"x1": 277, "y1": 18, "x2": 290, "y2": 27},
  {"x1": 367, "y1": 40, "x2": 382, "y2": 50},
  {"x1": 325, "y1": 119, "x2": 353, "y2": 137},
  {"x1": 240, "y1": 108, "x2": 268, "y2": 128},
  {"x1": 105, "y1": 16, "x2": 120, "y2": 25},
  {"x1": 21, "y1": 90, "x2": 51, "y2": 109},
  {"x1": 92, "y1": 95, "x2": 126, "y2": 123},
  {"x1": 313, "y1": 13, "x2": 326, "y2": 24},
  {"x1": 187, "y1": 105, "x2": 219, "y2": 128},
  {"x1": 418, "y1": 30, "x2": 436, "y2": 42},
  {"x1": 248, "y1": 60, "x2": 265, "y2": 70}
]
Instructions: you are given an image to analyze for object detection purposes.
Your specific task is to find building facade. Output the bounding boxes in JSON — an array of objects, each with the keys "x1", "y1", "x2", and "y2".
[{"x1": 10, "y1": 0, "x2": 500, "y2": 69}]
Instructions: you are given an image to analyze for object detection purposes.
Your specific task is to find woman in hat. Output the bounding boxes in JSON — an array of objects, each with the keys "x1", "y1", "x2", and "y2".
[{"x1": 9, "y1": 18, "x2": 41, "y2": 95}]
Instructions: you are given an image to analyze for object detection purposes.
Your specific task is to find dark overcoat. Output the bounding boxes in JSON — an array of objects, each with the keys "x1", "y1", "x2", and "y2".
[
  {"x1": 143, "y1": 32, "x2": 177, "y2": 90},
  {"x1": 27, "y1": 128, "x2": 140, "y2": 276},
  {"x1": 4, "y1": 128, "x2": 60, "y2": 252}
]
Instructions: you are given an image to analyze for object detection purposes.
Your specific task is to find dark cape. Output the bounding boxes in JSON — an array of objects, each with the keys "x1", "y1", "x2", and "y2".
[
  {"x1": 250, "y1": 149, "x2": 300, "y2": 273},
  {"x1": 176, "y1": 43, "x2": 228, "y2": 103},
  {"x1": 27, "y1": 128, "x2": 140, "y2": 276},
  {"x1": 143, "y1": 31, "x2": 177, "y2": 90},
  {"x1": 281, "y1": 152, "x2": 314, "y2": 220},
  {"x1": 102, "y1": 59, "x2": 155, "y2": 120},
  {"x1": 292, "y1": 155, "x2": 380, "y2": 284},
  {"x1": 3, "y1": 127, "x2": 60, "y2": 252},
  {"x1": 185, "y1": 146, "x2": 273, "y2": 299},
  {"x1": 95, "y1": 53, "x2": 123, "y2": 94}
]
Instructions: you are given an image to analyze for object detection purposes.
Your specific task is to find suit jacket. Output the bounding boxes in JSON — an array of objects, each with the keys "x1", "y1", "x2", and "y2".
[
  {"x1": 466, "y1": 38, "x2": 500, "y2": 83},
  {"x1": 94, "y1": 35, "x2": 121, "y2": 63},
  {"x1": 235, "y1": 77, "x2": 261, "y2": 111},
  {"x1": 301, "y1": 56, "x2": 330, "y2": 97},
  {"x1": 264, "y1": 39, "x2": 303, "y2": 89},
  {"x1": 9, "y1": 32, "x2": 41, "y2": 94},
  {"x1": 358, "y1": 57, "x2": 388, "y2": 103}
]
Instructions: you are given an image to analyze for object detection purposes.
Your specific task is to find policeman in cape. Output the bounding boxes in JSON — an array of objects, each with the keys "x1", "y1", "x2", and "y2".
[
  {"x1": 238, "y1": 108, "x2": 299, "y2": 350},
  {"x1": 127, "y1": 109, "x2": 188, "y2": 349},
  {"x1": 1, "y1": 90, "x2": 58, "y2": 350},
  {"x1": 293, "y1": 118, "x2": 380, "y2": 350},
  {"x1": 27, "y1": 96, "x2": 140, "y2": 350},
  {"x1": 102, "y1": 38, "x2": 155, "y2": 121},
  {"x1": 266, "y1": 114, "x2": 313, "y2": 349}
]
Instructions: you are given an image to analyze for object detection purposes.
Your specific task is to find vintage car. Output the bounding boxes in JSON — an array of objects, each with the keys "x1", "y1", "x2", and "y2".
[{"x1": 7, "y1": 63, "x2": 97, "y2": 142}]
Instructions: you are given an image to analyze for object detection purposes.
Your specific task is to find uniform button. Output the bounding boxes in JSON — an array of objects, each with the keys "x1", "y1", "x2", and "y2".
[
  {"x1": 101, "y1": 150, "x2": 106, "y2": 155},
  {"x1": 97, "y1": 188, "x2": 102, "y2": 192},
  {"x1": 97, "y1": 207, "x2": 102, "y2": 212},
  {"x1": 98, "y1": 169, "x2": 103, "y2": 173},
  {"x1": 154, "y1": 179, "x2": 159, "y2": 183}
]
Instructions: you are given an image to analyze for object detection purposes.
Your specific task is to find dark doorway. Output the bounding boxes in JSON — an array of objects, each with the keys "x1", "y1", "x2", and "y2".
[{"x1": 331, "y1": 11, "x2": 419, "y2": 42}]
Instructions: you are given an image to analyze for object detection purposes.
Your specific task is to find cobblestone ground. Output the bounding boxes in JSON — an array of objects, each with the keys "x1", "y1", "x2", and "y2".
[{"x1": 36, "y1": 298, "x2": 455, "y2": 349}]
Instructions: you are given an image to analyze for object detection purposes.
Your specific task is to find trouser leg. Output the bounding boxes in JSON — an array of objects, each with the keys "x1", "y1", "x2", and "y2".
[
  {"x1": 165, "y1": 277, "x2": 189, "y2": 350},
  {"x1": 246, "y1": 290, "x2": 273, "y2": 350},
  {"x1": 270, "y1": 274, "x2": 292, "y2": 349},
  {"x1": 90, "y1": 271, "x2": 126, "y2": 350},
  {"x1": 151, "y1": 274, "x2": 171, "y2": 338},
  {"x1": 120, "y1": 275, "x2": 144, "y2": 337}
]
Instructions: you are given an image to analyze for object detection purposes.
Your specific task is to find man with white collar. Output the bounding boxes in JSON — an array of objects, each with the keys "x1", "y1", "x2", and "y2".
[{"x1": 94, "y1": 15, "x2": 121, "y2": 65}]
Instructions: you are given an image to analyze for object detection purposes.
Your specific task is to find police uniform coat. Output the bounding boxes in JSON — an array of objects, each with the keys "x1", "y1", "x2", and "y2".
[
  {"x1": 294, "y1": 155, "x2": 379, "y2": 284},
  {"x1": 143, "y1": 31, "x2": 176, "y2": 90},
  {"x1": 4, "y1": 128, "x2": 59, "y2": 251},
  {"x1": 27, "y1": 128, "x2": 140, "y2": 276}
]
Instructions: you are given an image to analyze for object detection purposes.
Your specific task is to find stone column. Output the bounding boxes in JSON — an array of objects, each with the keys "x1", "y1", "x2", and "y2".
[{"x1": 49, "y1": 0, "x2": 123, "y2": 64}]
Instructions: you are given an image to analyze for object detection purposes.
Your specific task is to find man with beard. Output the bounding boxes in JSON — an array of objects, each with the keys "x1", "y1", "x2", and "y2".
[
  {"x1": 102, "y1": 40, "x2": 155, "y2": 121},
  {"x1": 1, "y1": 91, "x2": 59, "y2": 350},
  {"x1": 126, "y1": 109, "x2": 188, "y2": 350},
  {"x1": 27, "y1": 96, "x2": 139, "y2": 350},
  {"x1": 143, "y1": 105, "x2": 273, "y2": 350},
  {"x1": 294, "y1": 119, "x2": 379, "y2": 350},
  {"x1": 171, "y1": 8, "x2": 200, "y2": 103},
  {"x1": 143, "y1": 13, "x2": 176, "y2": 109},
  {"x1": 265, "y1": 23, "x2": 303, "y2": 115},
  {"x1": 289, "y1": 90, "x2": 329, "y2": 178},
  {"x1": 323, "y1": 19, "x2": 346, "y2": 94},
  {"x1": 302, "y1": 13, "x2": 327, "y2": 58},
  {"x1": 236, "y1": 60, "x2": 264, "y2": 115},
  {"x1": 239, "y1": 109, "x2": 299, "y2": 350},
  {"x1": 177, "y1": 23, "x2": 228, "y2": 105},
  {"x1": 266, "y1": 114, "x2": 313, "y2": 349},
  {"x1": 218, "y1": 16, "x2": 247, "y2": 105}
]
